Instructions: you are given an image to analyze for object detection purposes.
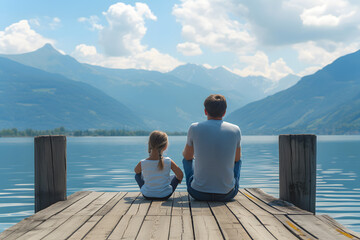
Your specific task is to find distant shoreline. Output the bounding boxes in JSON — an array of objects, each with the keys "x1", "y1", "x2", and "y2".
[
  {"x1": 1, "y1": 127, "x2": 359, "y2": 138},
  {"x1": 0, "y1": 127, "x2": 187, "y2": 137}
]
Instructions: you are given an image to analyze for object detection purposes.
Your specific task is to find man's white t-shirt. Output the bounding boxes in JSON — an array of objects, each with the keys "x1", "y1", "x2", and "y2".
[{"x1": 186, "y1": 120, "x2": 241, "y2": 194}]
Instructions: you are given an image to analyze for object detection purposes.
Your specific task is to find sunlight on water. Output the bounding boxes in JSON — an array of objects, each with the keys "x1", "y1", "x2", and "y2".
[{"x1": 0, "y1": 135, "x2": 359, "y2": 233}]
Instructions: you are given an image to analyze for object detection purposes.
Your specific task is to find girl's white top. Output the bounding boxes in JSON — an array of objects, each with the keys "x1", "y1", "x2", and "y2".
[{"x1": 140, "y1": 157, "x2": 172, "y2": 198}]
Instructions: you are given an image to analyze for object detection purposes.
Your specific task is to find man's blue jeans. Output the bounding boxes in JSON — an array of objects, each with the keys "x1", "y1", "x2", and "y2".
[{"x1": 182, "y1": 158, "x2": 241, "y2": 201}]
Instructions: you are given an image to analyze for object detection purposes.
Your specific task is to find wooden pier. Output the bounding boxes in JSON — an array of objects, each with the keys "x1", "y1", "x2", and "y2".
[
  {"x1": 1, "y1": 134, "x2": 359, "y2": 239},
  {"x1": 1, "y1": 188, "x2": 359, "y2": 240}
]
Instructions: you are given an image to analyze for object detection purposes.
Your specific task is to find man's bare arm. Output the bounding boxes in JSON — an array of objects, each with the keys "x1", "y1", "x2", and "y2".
[
  {"x1": 235, "y1": 146, "x2": 241, "y2": 162},
  {"x1": 183, "y1": 144, "x2": 194, "y2": 160}
]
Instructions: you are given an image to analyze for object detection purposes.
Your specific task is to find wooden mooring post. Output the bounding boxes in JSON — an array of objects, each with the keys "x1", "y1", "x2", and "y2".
[
  {"x1": 34, "y1": 135, "x2": 67, "y2": 212},
  {"x1": 279, "y1": 134, "x2": 317, "y2": 213}
]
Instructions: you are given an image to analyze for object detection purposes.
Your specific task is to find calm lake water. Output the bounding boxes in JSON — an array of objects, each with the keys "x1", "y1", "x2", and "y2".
[{"x1": 0, "y1": 135, "x2": 359, "y2": 233}]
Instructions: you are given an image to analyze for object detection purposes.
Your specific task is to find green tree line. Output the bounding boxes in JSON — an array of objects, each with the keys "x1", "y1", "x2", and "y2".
[{"x1": 0, "y1": 127, "x2": 186, "y2": 137}]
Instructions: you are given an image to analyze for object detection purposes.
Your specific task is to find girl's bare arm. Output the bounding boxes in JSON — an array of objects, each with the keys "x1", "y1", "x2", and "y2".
[
  {"x1": 171, "y1": 160, "x2": 183, "y2": 182},
  {"x1": 134, "y1": 162, "x2": 142, "y2": 174}
]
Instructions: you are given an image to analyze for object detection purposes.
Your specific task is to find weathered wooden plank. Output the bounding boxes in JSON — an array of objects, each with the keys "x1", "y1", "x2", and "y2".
[
  {"x1": 279, "y1": 134, "x2": 317, "y2": 213},
  {"x1": 262, "y1": 215, "x2": 307, "y2": 240},
  {"x1": 94, "y1": 192, "x2": 126, "y2": 216},
  {"x1": 106, "y1": 194, "x2": 151, "y2": 239},
  {"x1": 35, "y1": 135, "x2": 67, "y2": 213},
  {"x1": 136, "y1": 216, "x2": 171, "y2": 240},
  {"x1": 67, "y1": 216, "x2": 103, "y2": 240},
  {"x1": 317, "y1": 215, "x2": 360, "y2": 239},
  {"x1": 172, "y1": 192, "x2": 191, "y2": 216},
  {"x1": 14, "y1": 192, "x2": 103, "y2": 240},
  {"x1": 32, "y1": 191, "x2": 92, "y2": 220},
  {"x1": 0, "y1": 219, "x2": 43, "y2": 240},
  {"x1": 58, "y1": 191, "x2": 104, "y2": 215},
  {"x1": 41, "y1": 215, "x2": 91, "y2": 240},
  {"x1": 209, "y1": 201, "x2": 251, "y2": 240},
  {"x1": 289, "y1": 215, "x2": 356, "y2": 240},
  {"x1": 126, "y1": 194, "x2": 151, "y2": 216},
  {"x1": 192, "y1": 215, "x2": 224, "y2": 240},
  {"x1": 169, "y1": 215, "x2": 194, "y2": 240},
  {"x1": 0, "y1": 191, "x2": 95, "y2": 240},
  {"x1": 169, "y1": 192, "x2": 194, "y2": 240},
  {"x1": 108, "y1": 215, "x2": 145, "y2": 240},
  {"x1": 233, "y1": 191, "x2": 270, "y2": 216},
  {"x1": 15, "y1": 215, "x2": 73, "y2": 240},
  {"x1": 245, "y1": 188, "x2": 312, "y2": 215},
  {"x1": 77, "y1": 192, "x2": 117, "y2": 216},
  {"x1": 40, "y1": 193, "x2": 118, "y2": 239},
  {"x1": 239, "y1": 189, "x2": 285, "y2": 215},
  {"x1": 82, "y1": 215, "x2": 124, "y2": 240},
  {"x1": 147, "y1": 195, "x2": 174, "y2": 216},
  {"x1": 82, "y1": 192, "x2": 138, "y2": 239},
  {"x1": 274, "y1": 215, "x2": 317, "y2": 240},
  {"x1": 188, "y1": 196, "x2": 212, "y2": 216},
  {"x1": 104, "y1": 192, "x2": 139, "y2": 216},
  {"x1": 233, "y1": 193, "x2": 300, "y2": 240},
  {"x1": 226, "y1": 199, "x2": 277, "y2": 240}
]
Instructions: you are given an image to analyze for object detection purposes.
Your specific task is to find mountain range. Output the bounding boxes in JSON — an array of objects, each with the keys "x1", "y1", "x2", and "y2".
[
  {"x1": 1, "y1": 45, "x2": 209, "y2": 130},
  {"x1": 227, "y1": 49, "x2": 360, "y2": 134},
  {"x1": 1, "y1": 43, "x2": 358, "y2": 134},
  {"x1": 0, "y1": 57, "x2": 145, "y2": 130},
  {"x1": 168, "y1": 63, "x2": 299, "y2": 110},
  {"x1": 1, "y1": 44, "x2": 298, "y2": 131}
]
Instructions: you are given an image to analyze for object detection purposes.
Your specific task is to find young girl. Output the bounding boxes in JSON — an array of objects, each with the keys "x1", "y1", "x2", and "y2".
[{"x1": 134, "y1": 131, "x2": 183, "y2": 200}]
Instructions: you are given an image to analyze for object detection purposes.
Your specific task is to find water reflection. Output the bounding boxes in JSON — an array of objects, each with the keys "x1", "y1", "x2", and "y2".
[
  {"x1": 316, "y1": 136, "x2": 360, "y2": 232},
  {"x1": 0, "y1": 135, "x2": 359, "y2": 233},
  {"x1": 0, "y1": 137, "x2": 34, "y2": 232}
]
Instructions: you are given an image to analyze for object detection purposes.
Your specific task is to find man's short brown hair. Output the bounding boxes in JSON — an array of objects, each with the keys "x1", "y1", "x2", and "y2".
[{"x1": 204, "y1": 94, "x2": 227, "y2": 118}]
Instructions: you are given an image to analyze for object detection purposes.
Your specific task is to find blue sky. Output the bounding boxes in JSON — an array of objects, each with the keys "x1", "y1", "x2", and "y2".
[{"x1": 1, "y1": 0, "x2": 360, "y2": 80}]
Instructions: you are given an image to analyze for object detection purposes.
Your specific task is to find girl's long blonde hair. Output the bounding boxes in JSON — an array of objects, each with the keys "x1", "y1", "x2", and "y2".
[{"x1": 148, "y1": 131, "x2": 168, "y2": 170}]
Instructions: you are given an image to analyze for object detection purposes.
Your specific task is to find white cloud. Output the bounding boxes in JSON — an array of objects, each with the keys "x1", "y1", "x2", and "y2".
[
  {"x1": 49, "y1": 17, "x2": 61, "y2": 30},
  {"x1": 173, "y1": 0, "x2": 255, "y2": 54},
  {"x1": 233, "y1": 51, "x2": 294, "y2": 81},
  {"x1": 78, "y1": 16, "x2": 103, "y2": 30},
  {"x1": 298, "y1": 66, "x2": 322, "y2": 77},
  {"x1": 171, "y1": 0, "x2": 360, "y2": 78},
  {"x1": 29, "y1": 17, "x2": 61, "y2": 30},
  {"x1": 238, "y1": 0, "x2": 360, "y2": 46},
  {"x1": 177, "y1": 42, "x2": 202, "y2": 56},
  {"x1": 293, "y1": 40, "x2": 360, "y2": 66},
  {"x1": 72, "y1": 44, "x2": 183, "y2": 72},
  {"x1": 29, "y1": 18, "x2": 40, "y2": 27},
  {"x1": 0, "y1": 20, "x2": 55, "y2": 54},
  {"x1": 100, "y1": 2, "x2": 157, "y2": 56},
  {"x1": 74, "y1": 44, "x2": 98, "y2": 57},
  {"x1": 301, "y1": 6, "x2": 341, "y2": 27},
  {"x1": 299, "y1": 0, "x2": 356, "y2": 27},
  {"x1": 74, "y1": 3, "x2": 183, "y2": 72},
  {"x1": 72, "y1": 0, "x2": 360, "y2": 78}
]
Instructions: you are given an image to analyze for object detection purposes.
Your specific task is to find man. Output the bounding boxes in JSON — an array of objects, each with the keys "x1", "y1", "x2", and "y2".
[{"x1": 182, "y1": 94, "x2": 241, "y2": 201}]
